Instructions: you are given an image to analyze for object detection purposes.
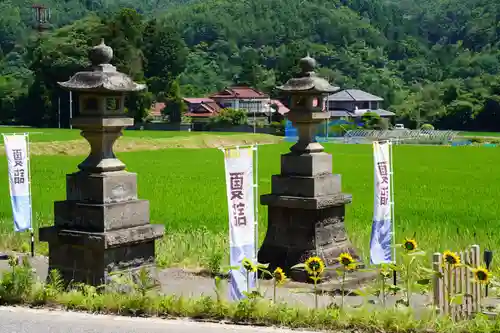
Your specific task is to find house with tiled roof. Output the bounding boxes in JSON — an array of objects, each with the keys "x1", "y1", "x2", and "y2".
[
  {"x1": 184, "y1": 98, "x2": 221, "y2": 118},
  {"x1": 326, "y1": 89, "x2": 395, "y2": 119},
  {"x1": 183, "y1": 86, "x2": 289, "y2": 129},
  {"x1": 149, "y1": 102, "x2": 166, "y2": 121}
]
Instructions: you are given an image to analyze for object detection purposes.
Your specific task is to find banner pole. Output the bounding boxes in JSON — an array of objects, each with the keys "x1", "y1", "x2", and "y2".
[
  {"x1": 26, "y1": 133, "x2": 34, "y2": 257},
  {"x1": 389, "y1": 139, "x2": 396, "y2": 287},
  {"x1": 253, "y1": 144, "x2": 259, "y2": 289},
  {"x1": 0, "y1": 135, "x2": 7, "y2": 260}
]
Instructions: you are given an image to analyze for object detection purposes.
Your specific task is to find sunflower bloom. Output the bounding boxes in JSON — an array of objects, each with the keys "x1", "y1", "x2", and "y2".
[
  {"x1": 473, "y1": 266, "x2": 490, "y2": 284},
  {"x1": 443, "y1": 250, "x2": 460, "y2": 267},
  {"x1": 242, "y1": 258, "x2": 257, "y2": 272},
  {"x1": 305, "y1": 256, "x2": 325, "y2": 276},
  {"x1": 273, "y1": 267, "x2": 287, "y2": 284},
  {"x1": 402, "y1": 238, "x2": 417, "y2": 252},
  {"x1": 338, "y1": 252, "x2": 355, "y2": 269}
]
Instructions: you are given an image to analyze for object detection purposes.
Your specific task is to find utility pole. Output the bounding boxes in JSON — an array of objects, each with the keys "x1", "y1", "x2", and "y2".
[
  {"x1": 58, "y1": 97, "x2": 61, "y2": 128},
  {"x1": 31, "y1": 4, "x2": 52, "y2": 127},
  {"x1": 69, "y1": 89, "x2": 73, "y2": 129},
  {"x1": 253, "y1": 110, "x2": 256, "y2": 134}
]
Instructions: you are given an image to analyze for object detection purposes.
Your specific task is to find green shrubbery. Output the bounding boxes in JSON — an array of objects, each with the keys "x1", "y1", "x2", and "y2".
[
  {"x1": 208, "y1": 108, "x2": 248, "y2": 127},
  {"x1": 421, "y1": 124, "x2": 435, "y2": 130},
  {"x1": 0, "y1": 253, "x2": 499, "y2": 333}
]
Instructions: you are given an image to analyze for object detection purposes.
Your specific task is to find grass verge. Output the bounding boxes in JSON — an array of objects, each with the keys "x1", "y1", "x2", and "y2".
[
  {"x1": 0, "y1": 259, "x2": 498, "y2": 333},
  {"x1": 0, "y1": 227, "x2": 229, "y2": 271}
]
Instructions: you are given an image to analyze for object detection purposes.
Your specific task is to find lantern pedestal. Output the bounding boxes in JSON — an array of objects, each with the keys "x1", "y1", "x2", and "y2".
[
  {"x1": 257, "y1": 57, "x2": 364, "y2": 282},
  {"x1": 39, "y1": 40, "x2": 164, "y2": 286},
  {"x1": 39, "y1": 117, "x2": 164, "y2": 285},
  {"x1": 258, "y1": 143, "x2": 362, "y2": 282}
]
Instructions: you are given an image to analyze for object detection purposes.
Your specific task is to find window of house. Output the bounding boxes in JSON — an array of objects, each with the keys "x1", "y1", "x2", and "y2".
[{"x1": 357, "y1": 102, "x2": 370, "y2": 109}]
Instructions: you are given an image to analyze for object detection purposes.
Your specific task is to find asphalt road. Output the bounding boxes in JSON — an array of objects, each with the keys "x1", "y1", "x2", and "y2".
[{"x1": 0, "y1": 306, "x2": 317, "y2": 333}]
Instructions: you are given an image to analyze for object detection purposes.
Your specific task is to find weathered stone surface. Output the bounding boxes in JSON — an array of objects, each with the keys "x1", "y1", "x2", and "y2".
[
  {"x1": 258, "y1": 205, "x2": 361, "y2": 282},
  {"x1": 46, "y1": 240, "x2": 157, "y2": 285},
  {"x1": 71, "y1": 117, "x2": 134, "y2": 128},
  {"x1": 261, "y1": 193, "x2": 352, "y2": 209},
  {"x1": 54, "y1": 199, "x2": 149, "y2": 232},
  {"x1": 39, "y1": 224, "x2": 164, "y2": 249},
  {"x1": 281, "y1": 152, "x2": 332, "y2": 177},
  {"x1": 66, "y1": 171, "x2": 138, "y2": 204},
  {"x1": 271, "y1": 174, "x2": 341, "y2": 197}
]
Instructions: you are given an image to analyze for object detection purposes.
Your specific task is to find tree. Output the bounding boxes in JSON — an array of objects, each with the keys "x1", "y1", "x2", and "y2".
[
  {"x1": 162, "y1": 80, "x2": 186, "y2": 123},
  {"x1": 105, "y1": 8, "x2": 145, "y2": 80},
  {"x1": 127, "y1": 90, "x2": 154, "y2": 122},
  {"x1": 209, "y1": 108, "x2": 248, "y2": 127},
  {"x1": 143, "y1": 20, "x2": 188, "y2": 97}
]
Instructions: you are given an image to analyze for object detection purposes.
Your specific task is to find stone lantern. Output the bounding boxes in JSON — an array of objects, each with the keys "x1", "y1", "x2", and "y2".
[
  {"x1": 39, "y1": 39, "x2": 164, "y2": 285},
  {"x1": 258, "y1": 55, "x2": 362, "y2": 282}
]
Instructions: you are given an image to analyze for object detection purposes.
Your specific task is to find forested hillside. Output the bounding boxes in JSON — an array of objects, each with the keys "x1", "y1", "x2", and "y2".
[{"x1": 1, "y1": 0, "x2": 500, "y2": 130}]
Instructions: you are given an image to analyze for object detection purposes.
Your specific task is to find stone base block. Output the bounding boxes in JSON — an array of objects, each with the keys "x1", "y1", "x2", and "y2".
[
  {"x1": 54, "y1": 199, "x2": 150, "y2": 232},
  {"x1": 39, "y1": 224, "x2": 164, "y2": 249},
  {"x1": 281, "y1": 152, "x2": 332, "y2": 177},
  {"x1": 261, "y1": 193, "x2": 352, "y2": 209},
  {"x1": 271, "y1": 174, "x2": 341, "y2": 197},
  {"x1": 39, "y1": 224, "x2": 164, "y2": 286},
  {"x1": 257, "y1": 203, "x2": 362, "y2": 283},
  {"x1": 66, "y1": 171, "x2": 138, "y2": 204}
]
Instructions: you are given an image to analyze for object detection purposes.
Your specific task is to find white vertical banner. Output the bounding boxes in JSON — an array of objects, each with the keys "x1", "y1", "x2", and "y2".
[
  {"x1": 3, "y1": 134, "x2": 32, "y2": 232},
  {"x1": 223, "y1": 147, "x2": 256, "y2": 301},
  {"x1": 370, "y1": 140, "x2": 393, "y2": 264}
]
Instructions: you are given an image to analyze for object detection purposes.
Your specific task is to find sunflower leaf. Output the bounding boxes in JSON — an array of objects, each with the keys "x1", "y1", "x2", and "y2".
[
  {"x1": 291, "y1": 263, "x2": 306, "y2": 270},
  {"x1": 407, "y1": 251, "x2": 426, "y2": 257},
  {"x1": 450, "y1": 294, "x2": 464, "y2": 305},
  {"x1": 417, "y1": 278, "x2": 431, "y2": 285}
]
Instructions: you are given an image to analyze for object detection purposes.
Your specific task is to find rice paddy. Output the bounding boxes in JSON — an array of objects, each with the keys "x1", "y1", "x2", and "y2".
[{"x1": 0, "y1": 127, "x2": 498, "y2": 269}]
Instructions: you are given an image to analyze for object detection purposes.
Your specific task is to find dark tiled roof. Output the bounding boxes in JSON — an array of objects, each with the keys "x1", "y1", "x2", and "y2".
[
  {"x1": 327, "y1": 89, "x2": 384, "y2": 102},
  {"x1": 185, "y1": 101, "x2": 222, "y2": 118},
  {"x1": 185, "y1": 112, "x2": 214, "y2": 117},
  {"x1": 329, "y1": 110, "x2": 352, "y2": 117},
  {"x1": 329, "y1": 108, "x2": 395, "y2": 117},
  {"x1": 210, "y1": 86, "x2": 269, "y2": 99},
  {"x1": 150, "y1": 102, "x2": 165, "y2": 116},
  {"x1": 270, "y1": 99, "x2": 290, "y2": 115},
  {"x1": 183, "y1": 97, "x2": 214, "y2": 104}
]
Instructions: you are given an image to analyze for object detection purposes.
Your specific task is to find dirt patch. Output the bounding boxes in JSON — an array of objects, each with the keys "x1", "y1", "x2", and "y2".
[{"x1": 0, "y1": 134, "x2": 283, "y2": 156}]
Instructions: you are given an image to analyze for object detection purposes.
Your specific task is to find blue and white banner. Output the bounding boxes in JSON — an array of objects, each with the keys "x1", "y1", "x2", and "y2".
[
  {"x1": 370, "y1": 140, "x2": 393, "y2": 264},
  {"x1": 3, "y1": 134, "x2": 32, "y2": 232},
  {"x1": 223, "y1": 147, "x2": 256, "y2": 301}
]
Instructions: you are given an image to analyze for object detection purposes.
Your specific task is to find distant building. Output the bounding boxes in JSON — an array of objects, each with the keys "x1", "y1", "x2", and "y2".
[
  {"x1": 183, "y1": 86, "x2": 289, "y2": 127},
  {"x1": 326, "y1": 89, "x2": 395, "y2": 119},
  {"x1": 149, "y1": 102, "x2": 166, "y2": 121},
  {"x1": 208, "y1": 86, "x2": 270, "y2": 115}
]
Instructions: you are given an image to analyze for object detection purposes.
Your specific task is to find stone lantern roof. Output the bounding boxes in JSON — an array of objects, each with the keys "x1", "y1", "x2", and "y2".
[
  {"x1": 277, "y1": 54, "x2": 340, "y2": 94},
  {"x1": 58, "y1": 39, "x2": 146, "y2": 93}
]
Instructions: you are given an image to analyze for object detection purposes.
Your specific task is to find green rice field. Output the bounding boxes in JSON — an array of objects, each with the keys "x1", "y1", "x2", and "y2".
[{"x1": 0, "y1": 127, "x2": 499, "y2": 268}]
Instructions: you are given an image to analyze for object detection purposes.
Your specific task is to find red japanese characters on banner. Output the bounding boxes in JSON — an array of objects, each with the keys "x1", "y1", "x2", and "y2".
[{"x1": 370, "y1": 141, "x2": 393, "y2": 265}]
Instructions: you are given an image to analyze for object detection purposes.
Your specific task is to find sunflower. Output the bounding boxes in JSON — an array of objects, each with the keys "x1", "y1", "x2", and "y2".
[
  {"x1": 241, "y1": 258, "x2": 257, "y2": 272},
  {"x1": 273, "y1": 267, "x2": 287, "y2": 284},
  {"x1": 443, "y1": 250, "x2": 460, "y2": 267},
  {"x1": 305, "y1": 256, "x2": 325, "y2": 276},
  {"x1": 402, "y1": 238, "x2": 417, "y2": 252},
  {"x1": 473, "y1": 266, "x2": 490, "y2": 284},
  {"x1": 338, "y1": 252, "x2": 355, "y2": 268}
]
